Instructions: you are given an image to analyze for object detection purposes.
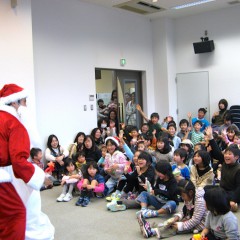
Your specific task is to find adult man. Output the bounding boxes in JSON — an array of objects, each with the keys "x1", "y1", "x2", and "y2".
[{"x1": 0, "y1": 84, "x2": 54, "y2": 240}]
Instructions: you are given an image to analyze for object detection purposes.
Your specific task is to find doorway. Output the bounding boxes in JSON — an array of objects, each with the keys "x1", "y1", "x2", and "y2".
[
  {"x1": 95, "y1": 69, "x2": 143, "y2": 129},
  {"x1": 176, "y1": 71, "x2": 210, "y2": 122}
]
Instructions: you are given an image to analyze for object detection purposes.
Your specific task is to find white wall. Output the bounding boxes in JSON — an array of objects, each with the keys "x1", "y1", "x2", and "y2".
[
  {"x1": 0, "y1": 0, "x2": 36, "y2": 117},
  {"x1": 174, "y1": 6, "x2": 240, "y2": 118},
  {"x1": 152, "y1": 5, "x2": 240, "y2": 123},
  {"x1": 2, "y1": 0, "x2": 240, "y2": 149},
  {"x1": 31, "y1": 0, "x2": 155, "y2": 148}
]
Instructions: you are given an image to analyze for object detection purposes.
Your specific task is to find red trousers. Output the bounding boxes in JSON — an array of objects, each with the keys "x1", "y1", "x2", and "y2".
[{"x1": 0, "y1": 182, "x2": 26, "y2": 240}]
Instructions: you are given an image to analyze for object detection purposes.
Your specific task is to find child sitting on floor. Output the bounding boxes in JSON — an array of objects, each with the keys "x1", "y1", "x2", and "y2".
[
  {"x1": 137, "y1": 179, "x2": 207, "y2": 238},
  {"x1": 76, "y1": 161, "x2": 105, "y2": 207},
  {"x1": 136, "y1": 160, "x2": 178, "y2": 219},
  {"x1": 30, "y1": 147, "x2": 54, "y2": 190},
  {"x1": 172, "y1": 148, "x2": 190, "y2": 182},
  {"x1": 56, "y1": 158, "x2": 81, "y2": 202},
  {"x1": 201, "y1": 187, "x2": 240, "y2": 240}
]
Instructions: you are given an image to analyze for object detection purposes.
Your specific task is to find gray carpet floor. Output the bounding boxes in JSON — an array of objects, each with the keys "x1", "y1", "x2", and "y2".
[{"x1": 41, "y1": 186, "x2": 239, "y2": 240}]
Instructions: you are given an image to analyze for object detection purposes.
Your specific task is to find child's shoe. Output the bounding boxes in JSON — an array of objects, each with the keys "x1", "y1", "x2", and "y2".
[
  {"x1": 56, "y1": 193, "x2": 65, "y2": 202},
  {"x1": 63, "y1": 193, "x2": 73, "y2": 202},
  {"x1": 141, "y1": 209, "x2": 159, "y2": 218},
  {"x1": 81, "y1": 196, "x2": 90, "y2": 207},
  {"x1": 137, "y1": 212, "x2": 157, "y2": 238},
  {"x1": 105, "y1": 192, "x2": 121, "y2": 202},
  {"x1": 75, "y1": 197, "x2": 84, "y2": 206},
  {"x1": 108, "y1": 202, "x2": 126, "y2": 212}
]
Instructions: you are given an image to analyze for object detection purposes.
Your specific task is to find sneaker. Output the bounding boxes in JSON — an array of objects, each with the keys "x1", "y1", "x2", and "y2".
[
  {"x1": 108, "y1": 202, "x2": 126, "y2": 212},
  {"x1": 56, "y1": 193, "x2": 65, "y2": 202},
  {"x1": 75, "y1": 197, "x2": 84, "y2": 206},
  {"x1": 106, "y1": 192, "x2": 121, "y2": 202},
  {"x1": 63, "y1": 193, "x2": 73, "y2": 202},
  {"x1": 137, "y1": 212, "x2": 153, "y2": 238},
  {"x1": 81, "y1": 196, "x2": 90, "y2": 207},
  {"x1": 106, "y1": 201, "x2": 117, "y2": 210},
  {"x1": 142, "y1": 209, "x2": 159, "y2": 218}
]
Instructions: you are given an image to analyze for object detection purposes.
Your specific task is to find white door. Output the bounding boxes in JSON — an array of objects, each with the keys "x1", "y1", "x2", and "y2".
[{"x1": 176, "y1": 71, "x2": 210, "y2": 123}]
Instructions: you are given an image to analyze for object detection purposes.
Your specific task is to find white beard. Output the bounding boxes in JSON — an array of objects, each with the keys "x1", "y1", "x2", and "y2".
[{"x1": 17, "y1": 105, "x2": 41, "y2": 149}]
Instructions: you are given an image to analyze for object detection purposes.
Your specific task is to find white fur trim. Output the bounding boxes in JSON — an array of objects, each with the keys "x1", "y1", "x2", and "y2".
[
  {"x1": 105, "y1": 136, "x2": 119, "y2": 146},
  {"x1": 0, "y1": 168, "x2": 12, "y2": 183},
  {"x1": 0, "y1": 89, "x2": 28, "y2": 105},
  {"x1": 27, "y1": 164, "x2": 45, "y2": 190},
  {"x1": 0, "y1": 104, "x2": 19, "y2": 119}
]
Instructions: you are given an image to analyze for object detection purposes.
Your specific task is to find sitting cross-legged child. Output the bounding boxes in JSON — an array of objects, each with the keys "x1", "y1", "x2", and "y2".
[
  {"x1": 136, "y1": 160, "x2": 178, "y2": 219},
  {"x1": 137, "y1": 179, "x2": 207, "y2": 239}
]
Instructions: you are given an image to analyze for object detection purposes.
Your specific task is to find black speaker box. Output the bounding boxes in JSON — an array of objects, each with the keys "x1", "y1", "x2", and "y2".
[{"x1": 193, "y1": 40, "x2": 215, "y2": 54}]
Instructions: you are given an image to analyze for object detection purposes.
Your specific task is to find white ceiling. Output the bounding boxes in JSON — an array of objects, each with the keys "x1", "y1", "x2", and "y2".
[{"x1": 81, "y1": 0, "x2": 240, "y2": 19}]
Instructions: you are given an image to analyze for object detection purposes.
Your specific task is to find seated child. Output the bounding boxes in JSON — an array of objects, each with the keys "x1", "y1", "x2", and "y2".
[
  {"x1": 167, "y1": 121, "x2": 181, "y2": 149},
  {"x1": 56, "y1": 158, "x2": 81, "y2": 202},
  {"x1": 190, "y1": 150, "x2": 214, "y2": 188},
  {"x1": 136, "y1": 160, "x2": 178, "y2": 219},
  {"x1": 177, "y1": 119, "x2": 190, "y2": 141},
  {"x1": 152, "y1": 136, "x2": 174, "y2": 164},
  {"x1": 206, "y1": 127, "x2": 240, "y2": 211},
  {"x1": 187, "y1": 120, "x2": 205, "y2": 146},
  {"x1": 76, "y1": 161, "x2": 105, "y2": 207},
  {"x1": 137, "y1": 179, "x2": 207, "y2": 238},
  {"x1": 30, "y1": 148, "x2": 54, "y2": 190},
  {"x1": 172, "y1": 148, "x2": 190, "y2": 181},
  {"x1": 179, "y1": 139, "x2": 194, "y2": 166},
  {"x1": 136, "y1": 104, "x2": 163, "y2": 138},
  {"x1": 104, "y1": 136, "x2": 127, "y2": 195},
  {"x1": 75, "y1": 150, "x2": 86, "y2": 173},
  {"x1": 137, "y1": 140, "x2": 146, "y2": 151},
  {"x1": 106, "y1": 119, "x2": 117, "y2": 137},
  {"x1": 201, "y1": 187, "x2": 240, "y2": 240},
  {"x1": 107, "y1": 151, "x2": 155, "y2": 212},
  {"x1": 139, "y1": 123, "x2": 149, "y2": 139}
]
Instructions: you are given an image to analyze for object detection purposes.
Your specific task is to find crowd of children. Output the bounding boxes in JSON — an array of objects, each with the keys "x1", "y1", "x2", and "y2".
[{"x1": 32, "y1": 98, "x2": 240, "y2": 239}]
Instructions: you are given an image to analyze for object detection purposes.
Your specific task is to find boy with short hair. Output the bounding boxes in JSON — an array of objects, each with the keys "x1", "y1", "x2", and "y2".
[
  {"x1": 136, "y1": 104, "x2": 163, "y2": 138},
  {"x1": 177, "y1": 119, "x2": 190, "y2": 140},
  {"x1": 205, "y1": 126, "x2": 240, "y2": 212},
  {"x1": 172, "y1": 148, "x2": 190, "y2": 181},
  {"x1": 190, "y1": 108, "x2": 210, "y2": 132},
  {"x1": 30, "y1": 148, "x2": 54, "y2": 190},
  {"x1": 188, "y1": 120, "x2": 205, "y2": 146}
]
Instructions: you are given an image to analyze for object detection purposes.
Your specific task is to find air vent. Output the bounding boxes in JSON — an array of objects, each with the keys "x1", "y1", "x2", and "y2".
[
  {"x1": 137, "y1": 1, "x2": 161, "y2": 10},
  {"x1": 114, "y1": 0, "x2": 165, "y2": 15},
  {"x1": 228, "y1": 0, "x2": 240, "y2": 4}
]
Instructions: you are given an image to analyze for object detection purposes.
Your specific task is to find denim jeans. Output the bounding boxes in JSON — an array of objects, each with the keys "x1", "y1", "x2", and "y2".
[{"x1": 136, "y1": 191, "x2": 177, "y2": 213}]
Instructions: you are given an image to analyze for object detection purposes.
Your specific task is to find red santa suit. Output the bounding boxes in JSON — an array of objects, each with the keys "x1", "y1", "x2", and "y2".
[{"x1": 0, "y1": 84, "x2": 54, "y2": 240}]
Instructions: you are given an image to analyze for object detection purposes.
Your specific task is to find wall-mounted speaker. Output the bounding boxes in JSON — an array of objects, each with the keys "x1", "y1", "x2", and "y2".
[{"x1": 193, "y1": 40, "x2": 215, "y2": 54}]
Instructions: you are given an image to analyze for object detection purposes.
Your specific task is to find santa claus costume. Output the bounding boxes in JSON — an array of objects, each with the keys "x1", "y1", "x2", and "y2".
[{"x1": 0, "y1": 84, "x2": 54, "y2": 240}]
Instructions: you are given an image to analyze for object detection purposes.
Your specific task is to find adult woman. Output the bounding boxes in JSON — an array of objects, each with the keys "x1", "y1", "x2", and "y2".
[
  {"x1": 212, "y1": 99, "x2": 229, "y2": 131},
  {"x1": 91, "y1": 127, "x2": 104, "y2": 149},
  {"x1": 68, "y1": 132, "x2": 85, "y2": 159},
  {"x1": 83, "y1": 135, "x2": 102, "y2": 163},
  {"x1": 45, "y1": 134, "x2": 69, "y2": 180}
]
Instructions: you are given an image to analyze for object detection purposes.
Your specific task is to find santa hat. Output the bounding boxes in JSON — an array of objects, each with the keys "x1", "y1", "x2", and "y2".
[
  {"x1": 105, "y1": 136, "x2": 120, "y2": 146},
  {"x1": 0, "y1": 84, "x2": 28, "y2": 105}
]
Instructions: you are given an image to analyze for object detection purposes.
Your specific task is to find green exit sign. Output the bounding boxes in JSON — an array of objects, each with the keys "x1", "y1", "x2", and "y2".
[{"x1": 120, "y1": 58, "x2": 126, "y2": 66}]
